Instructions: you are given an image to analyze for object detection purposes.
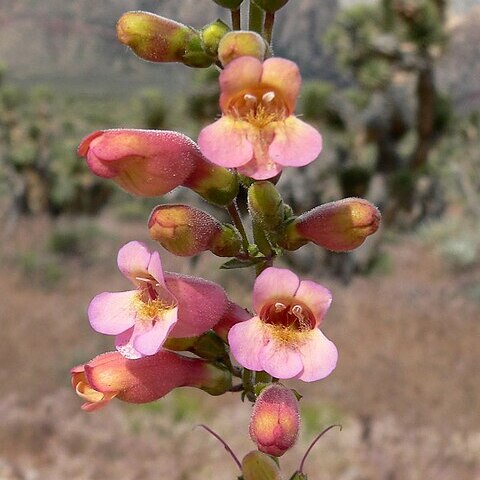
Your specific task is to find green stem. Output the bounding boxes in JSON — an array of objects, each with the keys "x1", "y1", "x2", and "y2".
[
  {"x1": 263, "y1": 11, "x2": 275, "y2": 44},
  {"x1": 231, "y1": 8, "x2": 241, "y2": 30},
  {"x1": 252, "y1": 220, "x2": 273, "y2": 257},
  {"x1": 227, "y1": 201, "x2": 250, "y2": 253},
  {"x1": 249, "y1": 0, "x2": 264, "y2": 35},
  {"x1": 242, "y1": 367, "x2": 255, "y2": 401}
]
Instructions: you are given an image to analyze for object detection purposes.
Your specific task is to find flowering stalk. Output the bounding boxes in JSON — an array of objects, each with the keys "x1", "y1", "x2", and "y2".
[{"x1": 72, "y1": 2, "x2": 384, "y2": 478}]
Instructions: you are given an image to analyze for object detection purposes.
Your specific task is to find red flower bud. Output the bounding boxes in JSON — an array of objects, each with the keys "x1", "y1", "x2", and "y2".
[
  {"x1": 148, "y1": 204, "x2": 242, "y2": 257},
  {"x1": 282, "y1": 197, "x2": 381, "y2": 252},
  {"x1": 117, "y1": 11, "x2": 192, "y2": 63},
  {"x1": 71, "y1": 350, "x2": 232, "y2": 412},
  {"x1": 78, "y1": 129, "x2": 199, "y2": 197},
  {"x1": 249, "y1": 384, "x2": 300, "y2": 457}
]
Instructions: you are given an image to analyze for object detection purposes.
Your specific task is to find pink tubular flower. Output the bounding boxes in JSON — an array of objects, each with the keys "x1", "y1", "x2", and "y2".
[
  {"x1": 78, "y1": 129, "x2": 199, "y2": 196},
  {"x1": 228, "y1": 267, "x2": 337, "y2": 382},
  {"x1": 198, "y1": 56, "x2": 322, "y2": 180},
  {"x1": 71, "y1": 350, "x2": 232, "y2": 412},
  {"x1": 88, "y1": 241, "x2": 228, "y2": 359}
]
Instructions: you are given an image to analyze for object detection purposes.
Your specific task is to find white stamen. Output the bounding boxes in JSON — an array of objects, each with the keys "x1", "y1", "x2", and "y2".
[
  {"x1": 135, "y1": 276, "x2": 152, "y2": 283},
  {"x1": 262, "y1": 91, "x2": 275, "y2": 103},
  {"x1": 291, "y1": 304, "x2": 303, "y2": 319},
  {"x1": 244, "y1": 94, "x2": 257, "y2": 105},
  {"x1": 274, "y1": 302, "x2": 287, "y2": 312}
]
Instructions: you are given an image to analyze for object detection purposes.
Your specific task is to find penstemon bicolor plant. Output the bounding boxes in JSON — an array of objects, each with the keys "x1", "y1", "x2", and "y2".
[{"x1": 72, "y1": 1, "x2": 381, "y2": 478}]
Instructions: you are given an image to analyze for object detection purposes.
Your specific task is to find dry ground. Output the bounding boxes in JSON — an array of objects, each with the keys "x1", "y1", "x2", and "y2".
[{"x1": 0, "y1": 214, "x2": 479, "y2": 480}]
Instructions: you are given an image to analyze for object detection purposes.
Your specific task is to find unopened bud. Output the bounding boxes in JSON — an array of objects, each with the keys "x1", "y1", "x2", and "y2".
[
  {"x1": 148, "y1": 204, "x2": 241, "y2": 257},
  {"x1": 218, "y1": 31, "x2": 267, "y2": 66},
  {"x1": 71, "y1": 350, "x2": 231, "y2": 411},
  {"x1": 117, "y1": 11, "x2": 215, "y2": 68},
  {"x1": 117, "y1": 11, "x2": 192, "y2": 63},
  {"x1": 201, "y1": 363, "x2": 232, "y2": 395},
  {"x1": 248, "y1": 181, "x2": 285, "y2": 237},
  {"x1": 281, "y1": 197, "x2": 381, "y2": 252},
  {"x1": 163, "y1": 333, "x2": 227, "y2": 361},
  {"x1": 190, "y1": 331, "x2": 227, "y2": 361},
  {"x1": 183, "y1": 157, "x2": 239, "y2": 206},
  {"x1": 202, "y1": 19, "x2": 230, "y2": 57},
  {"x1": 249, "y1": 384, "x2": 300, "y2": 457},
  {"x1": 78, "y1": 129, "x2": 198, "y2": 197},
  {"x1": 241, "y1": 451, "x2": 283, "y2": 480},
  {"x1": 253, "y1": 0, "x2": 289, "y2": 12},
  {"x1": 212, "y1": 0, "x2": 244, "y2": 8}
]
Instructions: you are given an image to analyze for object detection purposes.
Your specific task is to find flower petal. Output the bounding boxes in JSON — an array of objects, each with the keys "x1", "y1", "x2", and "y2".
[
  {"x1": 146, "y1": 250, "x2": 166, "y2": 288},
  {"x1": 253, "y1": 267, "x2": 300, "y2": 313},
  {"x1": 117, "y1": 241, "x2": 152, "y2": 284},
  {"x1": 88, "y1": 290, "x2": 137, "y2": 335},
  {"x1": 132, "y1": 306, "x2": 178, "y2": 356},
  {"x1": 238, "y1": 159, "x2": 282, "y2": 180},
  {"x1": 228, "y1": 316, "x2": 267, "y2": 371},
  {"x1": 297, "y1": 329, "x2": 338, "y2": 382},
  {"x1": 294, "y1": 280, "x2": 332, "y2": 327},
  {"x1": 259, "y1": 338, "x2": 303, "y2": 379},
  {"x1": 165, "y1": 273, "x2": 228, "y2": 337},
  {"x1": 219, "y1": 56, "x2": 263, "y2": 112},
  {"x1": 198, "y1": 117, "x2": 253, "y2": 168},
  {"x1": 261, "y1": 58, "x2": 301, "y2": 113},
  {"x1": 115, "y1": 327, "x2": 140, "y2": 359},
  {"x1": 237, "y1": 128, "x2": 282, "y2": 180},
  {"x1": 269, "y1": 117, "x2": 322, "y2": 167}
]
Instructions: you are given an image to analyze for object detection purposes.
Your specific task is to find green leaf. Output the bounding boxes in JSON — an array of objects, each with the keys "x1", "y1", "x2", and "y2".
[{"x1": 220, "y1": 257, "x2": 265, "y2": 270}]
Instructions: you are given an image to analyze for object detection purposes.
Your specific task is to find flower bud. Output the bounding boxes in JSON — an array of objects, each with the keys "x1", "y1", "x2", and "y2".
[
  {"x1": 212, "y1": 0, "x2": 244, "y2": 9},
  {"x1": 71, "y1": 350, "x2": 232, "y2": 412},
  {"x1": 148, "y1": 204, "x2": 242, "y2": 257},
  {"x1": 249, "y1": 384, "x2": 300, "y2": 457},
  {"x1": 117, "y1": 11, "x2": 193, "y2": 63},
  {"x1": 183, "y1": 155, "x2": 239, "y2": 206},
  {"x1": 241, "y1": 451, "x2": 283, "y2": 480},
  {"x1": 281, "y1": 197, "x2": 381, "y2": 252},
  {"x1": 253, "y1": 0, "x2": 289, "y2": 12},
  {"x1": 201, "y1": 19, "x2": 230, "y2": 57},
  {"x1": 78, "y1": 129, "x2": 198, "y2": 197},
  {"x1": 218, "y1": 31, "x2": 267, "y2": 66},
  {"x1": 189, "y1": 331, "x2": 228, "y2": 361},
  {"x1": 248, "y1": 181, "x2": 285, "y2": 236}
]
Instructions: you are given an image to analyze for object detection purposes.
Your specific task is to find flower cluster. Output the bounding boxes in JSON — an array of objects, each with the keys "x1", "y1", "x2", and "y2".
[{"x1": 73, "y1": 1, "x2": 381, "y2": 478}]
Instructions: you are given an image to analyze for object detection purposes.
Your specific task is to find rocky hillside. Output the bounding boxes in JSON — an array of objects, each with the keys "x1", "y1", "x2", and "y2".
[
  {"x1": 0, "y1": 0, "x2": 339, "y2": 85},
  {"x1": 1, "y1": 0, "x2": 479, "y2": 110}
]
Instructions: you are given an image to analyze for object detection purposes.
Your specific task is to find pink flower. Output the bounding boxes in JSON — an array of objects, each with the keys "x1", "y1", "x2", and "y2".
[
  {"x1": 71, "y1": 350, "x2": 232, "y2": 412},
  {"x1": 88, "y1": 241, "x2": 228, "y2": 359},
  {"x1": 198, "y1": 56, "x2": 322, "y2": 180},
  {"x1": 228, "y1": 267, "x2": 337, "y2": 382}
]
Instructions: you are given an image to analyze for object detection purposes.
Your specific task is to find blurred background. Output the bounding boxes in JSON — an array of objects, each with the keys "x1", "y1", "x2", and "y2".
[{"x1": 1, "y1": 0, "x2": 479, "y2": 478}]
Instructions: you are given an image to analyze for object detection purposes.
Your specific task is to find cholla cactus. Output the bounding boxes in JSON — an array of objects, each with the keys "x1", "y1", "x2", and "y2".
[{"x1": 72, "y1": 1, "x2": 381, "y2": 478}]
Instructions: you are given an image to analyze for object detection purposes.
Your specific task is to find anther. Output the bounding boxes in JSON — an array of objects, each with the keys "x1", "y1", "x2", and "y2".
[
  {"x1": 274, "y1": 302, "x2": 286, "y2": 312},
  {"x1": 262, "y1": 91, "x2": 275, "y2": 103},
  {"x1": 291, "y1": 305, "x2": 303, "y2": 319},
  {"x1": 244, "y1": 94, "x2": 257, "y2": 105}
]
